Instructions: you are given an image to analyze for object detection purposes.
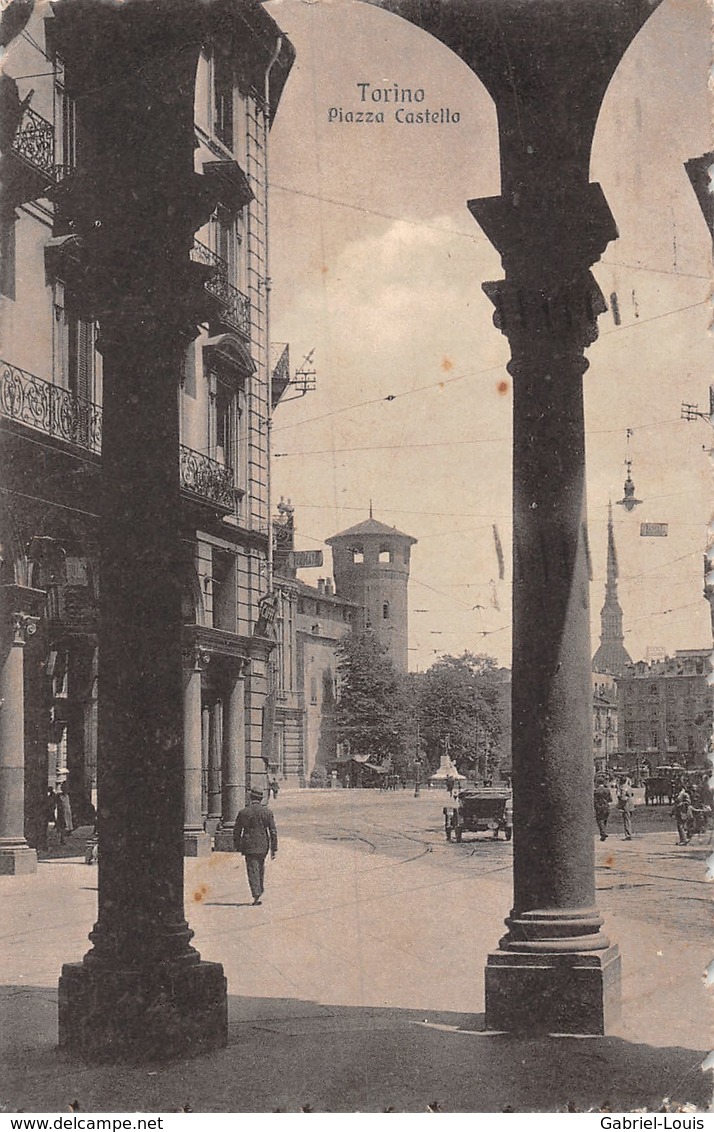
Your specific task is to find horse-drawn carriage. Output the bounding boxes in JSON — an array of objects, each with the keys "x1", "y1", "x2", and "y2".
[
  {"x1": 444, "y1": 787, "x2": 513, "y2": 842},
  {"x1": 644, "y1": 764, "x2": 689, "y2": 805}
]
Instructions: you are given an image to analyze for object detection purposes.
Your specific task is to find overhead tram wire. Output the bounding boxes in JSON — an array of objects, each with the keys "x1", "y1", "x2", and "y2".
[
  {"x1": 273, "y1": 290, "x2": 705, "y2": 437},
  {"x1": 271, "y1": 182, "x2": 713, "y2": 283},
  {"x1": 273, "y1": 414, "x2": 683, "y2": 457}
]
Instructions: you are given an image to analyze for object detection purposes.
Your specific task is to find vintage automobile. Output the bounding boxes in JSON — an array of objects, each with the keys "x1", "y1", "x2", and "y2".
[{"x1": 444, "y1": 787, "x2": 513, "y2": 842}]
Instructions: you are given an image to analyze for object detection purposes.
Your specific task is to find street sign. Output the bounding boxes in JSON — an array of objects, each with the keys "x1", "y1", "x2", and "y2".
[
  {"x1": 289, "y1": 549, "x2": 323, "y2": 569},
  {"x1": 640, "y1": 523, "x2": 668, "y2": 537}
]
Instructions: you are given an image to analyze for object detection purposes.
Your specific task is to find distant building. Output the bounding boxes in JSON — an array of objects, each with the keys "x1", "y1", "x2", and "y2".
[
  {"x1": 592, "y1": 673, "x2": 618, "y2": 774},
  {"x1": 592, "y1": 503, "x2": 632, "y2": 677},
  {"x1": 615, "y1": 649, "x2": 713, "y2": 773},
  {"x1": 273, "y1": 511, "x2": 416, "y2": 782},
  {"x1": 326, "y1": 515, "x2": 417, "y2": 673}
]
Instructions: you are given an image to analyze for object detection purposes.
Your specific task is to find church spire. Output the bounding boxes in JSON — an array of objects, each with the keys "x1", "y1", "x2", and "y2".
[{"x1": 592, "y1": 503, "x2": 632, "y2": 676}]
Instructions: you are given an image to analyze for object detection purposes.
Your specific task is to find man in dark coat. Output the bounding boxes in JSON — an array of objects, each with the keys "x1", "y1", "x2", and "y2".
[
  {"x1": 233, "y1": 787, "x2": 278, "y2": 905},
  {"x1": 593, "y1": 777, "x2": 612, "y2": 841}
]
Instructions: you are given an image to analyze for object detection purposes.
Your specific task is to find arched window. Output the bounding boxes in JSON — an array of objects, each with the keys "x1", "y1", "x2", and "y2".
[{"x1": 382, "y1": 601, "x2": 390, "y2": 620}]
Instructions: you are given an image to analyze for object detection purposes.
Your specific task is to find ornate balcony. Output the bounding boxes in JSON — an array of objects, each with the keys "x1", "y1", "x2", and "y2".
[
  {"x1": 191, "y1": 240, "x2": 250, "y2": 339},
  {"x1": 179, "y1": 445, "x2": 238, "y2": 513},
  {"x1": 1, "y1": 101, "x2": 57, "y2": 205},
  {"x1": 0, "y1": 360, "x2": 101, "y2": 454},
  {"x1": 12, "y1": 106, "x2": 55, "y2": 179}
]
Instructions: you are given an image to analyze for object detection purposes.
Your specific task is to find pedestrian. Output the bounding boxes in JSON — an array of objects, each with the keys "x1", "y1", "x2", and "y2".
[
  {"x1": 445, "y1": 773, "x2": 455, "y2": 796},
  {"x1": 233, "y1": 787, "x2": 278, "y2": 906},
  {"x1": 268, "y1": 774, "x2": 279, "y2": 800},
  {"x1": 54, "y1": 783, "x2": 74, "y2": 846},
  {"x1": 672, "y1": 780, "x2": 693, "y2": 846},
  {"x1": 594, "y1": 776, "x2": 613, "y2": 841},
  {"x1": 616, "y1": 776, "x2": 634, "y2": 840}
]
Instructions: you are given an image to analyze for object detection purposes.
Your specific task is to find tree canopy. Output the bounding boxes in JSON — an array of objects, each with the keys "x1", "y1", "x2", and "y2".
[
  {"x1": 334, "y1": 630, "x2": 412, "y2": 770},
  {"x1": 415, "y1": 651, "x2": 510, "y2": 778}
]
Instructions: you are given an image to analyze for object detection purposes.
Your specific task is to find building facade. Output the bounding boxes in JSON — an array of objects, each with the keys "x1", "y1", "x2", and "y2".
[
  {"x1": 592, "y1": 672, "x2": 618, "y2": 775},
  {"x1": 615, "y1": 649, "x2": 713, "y2": 774},
  {"x1": 0, "y1": 1, "x2": 294, "y2": 862}
]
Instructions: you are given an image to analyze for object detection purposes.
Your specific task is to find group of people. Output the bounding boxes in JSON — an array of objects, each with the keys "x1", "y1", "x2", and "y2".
[
  {"x1": 593, "y1": 776, "x2": 635, "y2": 841},
  {"x1": 670, "y1": 776, "x2": 713, "y2": 845},
  {"x1": 594, "y1": 772, "x2": 713, "y2": 845}
]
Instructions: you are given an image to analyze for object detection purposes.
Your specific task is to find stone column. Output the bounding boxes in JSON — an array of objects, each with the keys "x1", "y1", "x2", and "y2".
[
  {"x1": 470, "y1": 186, "x2": 621, "y2": 1035},
  {"x1": 183, "y1": 647, "x2": 211, "y2": 857},
  {"x1": 53, "y1": 1, "x2": 227, "y2": 1060},
  {"x1": 214, "y1": 662, "x2": 247, "y2": 851},
  {"x1": 0, "y1": 605, "x2": 39, "y2": 875},
  {"x1": 206, "y1": 698, "x2": 222, "y2": 832}
]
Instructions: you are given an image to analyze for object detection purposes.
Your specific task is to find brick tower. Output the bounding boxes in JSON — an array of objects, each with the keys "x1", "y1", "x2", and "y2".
[{"x1": 326, "y1": 513, "x2": 416, "y2": 673}]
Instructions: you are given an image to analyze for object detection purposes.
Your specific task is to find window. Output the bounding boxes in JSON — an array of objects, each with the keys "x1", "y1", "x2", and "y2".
[
  {"x1": 352, "y1": 549, "x2": 364, "y2": 564},
  {"x1": 213, "y1": 52, "x2": 233, "y2": 149},
  {"x1": 53, "y1": 282, "x2": 102, "y2": 405},
  {"x1": 208, "y1": 371, "x2": 244, "y2": 489},
  {"x1": 310, "y1": 675, "x2": 318, "y2": 705},
  {"x1": 211, "y1": 549, "x2": 235, "y2": 631},
  {"x1": 54, "y1": 56, "x2": 76, "y2": 174},
  {"x1": 379, "y1": 548, "x2": 392, "y2": 563},
  {"x1": 0, "y1": 211, "x2": 16, "y2": 299},
  {"x1": 382, "y1": 601, "x2": 390, "y2": 620},
  {"x1": 215, "y1": 207, "x2": 238, "y2": 277}
]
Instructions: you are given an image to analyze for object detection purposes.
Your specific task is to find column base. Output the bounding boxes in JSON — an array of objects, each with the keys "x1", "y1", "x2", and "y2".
[
  {"x1": 0, "y1": 842, "x2": 38, "y2": 875},
  {"x1": 213, "y1": 824, "x2": 237, "y2": 852},
  {"x1": 183, "y1": 830, "x2": 212, "y2": 857},
  {"x1": 58, "y1": 958, "x2": 227, "y2": 1062},
  {"x1": 485, "y1": 944, "x2": 621, "y2": 1035}
]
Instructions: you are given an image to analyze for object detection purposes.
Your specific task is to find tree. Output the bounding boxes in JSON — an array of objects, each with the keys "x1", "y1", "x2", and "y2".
[
  {"x1": 335, "y1": 630, "x2": 411, "y2": 770},
  {"x1": 415, "y1": 652, "x2": 511, "y2": 779}
]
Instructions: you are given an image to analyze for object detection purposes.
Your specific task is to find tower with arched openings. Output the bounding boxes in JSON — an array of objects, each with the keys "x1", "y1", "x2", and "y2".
[{"x1": 326, "y1": 516, "x2": 416, "y2": 673}]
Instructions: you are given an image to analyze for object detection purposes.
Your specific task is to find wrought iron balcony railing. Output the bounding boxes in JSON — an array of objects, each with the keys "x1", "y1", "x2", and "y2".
[
  {"x1": 1, "y1": 362, "x2": 245, "y2": 512},
  {"x1": 179, "y1": 445, "x2": 237, "y2": 512},
  {"x1": 0, "y1": 360, "x2": 102, "y2": 454},
  {"x1": 12, "y1": 106, "x2": 55, "y2": 181},
  {"x1": 191, "y1": 240, "x2": 250, "y2": 339}
]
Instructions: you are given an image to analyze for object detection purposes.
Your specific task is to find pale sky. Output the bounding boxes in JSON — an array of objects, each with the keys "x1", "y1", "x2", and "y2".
[{"x1": 266, "y1": 0, "x2": 713, "y2": 671}]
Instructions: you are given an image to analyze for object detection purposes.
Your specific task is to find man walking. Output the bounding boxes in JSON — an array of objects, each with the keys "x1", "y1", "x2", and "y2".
[
  {"x1": 617, "y1": 776, "x2": 635, "y2": 840},
  {"x1": 593, "y1": 776, "x2": 612, "y2": 841},
  {"x1": 233, "y1": 787, "x2": 278, "y2": 905},
  {"x1": 673, "y1": 780, "x2": 693, "y2": 846}
]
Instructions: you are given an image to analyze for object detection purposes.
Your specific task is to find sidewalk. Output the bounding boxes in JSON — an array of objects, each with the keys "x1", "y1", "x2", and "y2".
[{"x1": 1, "y1": 828, "x2": 711, "y2": 1113}]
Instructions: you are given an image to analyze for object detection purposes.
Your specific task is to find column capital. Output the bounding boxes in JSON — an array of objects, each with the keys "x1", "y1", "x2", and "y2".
[
  {"x1": 469, "y1": 183, "x2": 617, "y2": 282},
  {"x1": 183, "y1": 644, "x2": 212, "y2": 674},
  {"x1": 471, "y1": 184, "x2": 615, "y2": 365},
  {"x1": 7, "y1": 613, "x2": 40, "y2": 647}
]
